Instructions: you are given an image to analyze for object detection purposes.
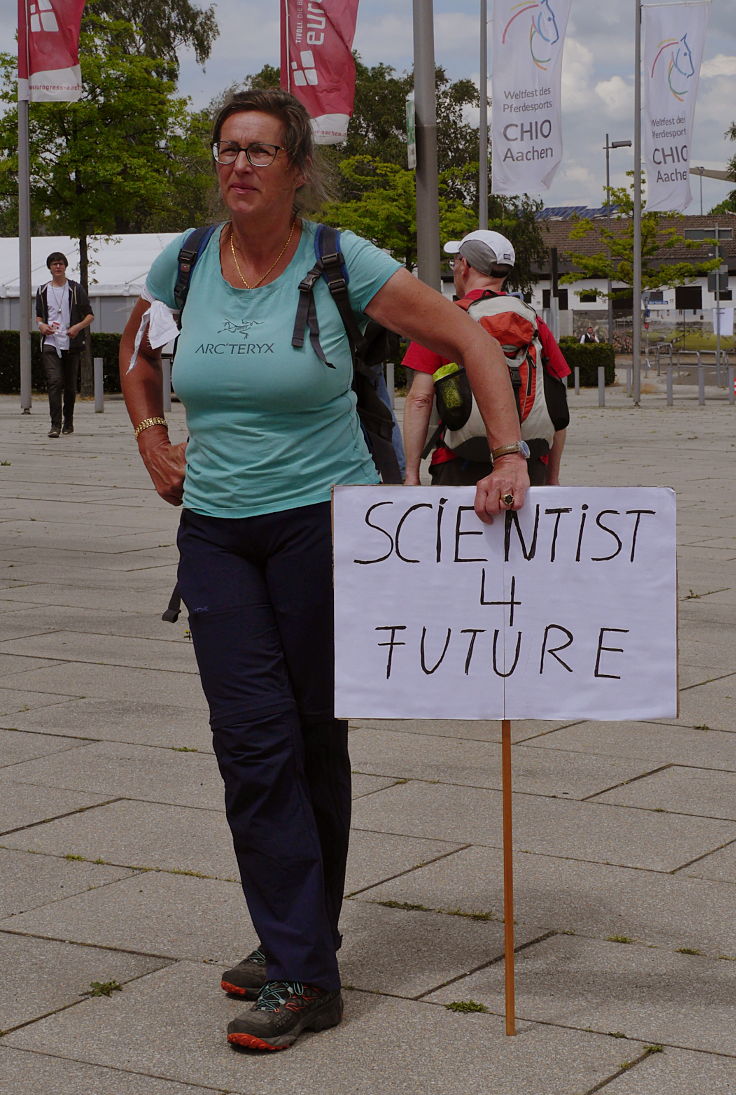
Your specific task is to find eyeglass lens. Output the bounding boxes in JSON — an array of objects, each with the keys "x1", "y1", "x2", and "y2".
[{"x1": 213, "y1": 141, "x2": 281, "y2": 167}]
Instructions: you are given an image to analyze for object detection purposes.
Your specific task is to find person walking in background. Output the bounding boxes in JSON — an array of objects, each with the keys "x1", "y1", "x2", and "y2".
[
  {"x1": 119, "y1": 89, "x2": 529, "y2": 1053},
  {"x1": 403, "y1": 229, "x2": 570, "y2": 488},
  {"x1": 35, "y1": 253, "x2": 94, "y2": 437}
]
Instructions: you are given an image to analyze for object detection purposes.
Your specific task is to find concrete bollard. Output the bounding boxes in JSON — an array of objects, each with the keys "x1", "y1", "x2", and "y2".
[
  {"x1": 93, "y1": 357, "x2": 104, "y2": 413},
  {"x1": 598, "y1": 366, "x2": 605, "y2": 407},
  {"x1": 666, "y1": 366, "x2": 673, "y2": 407},
  {"x1": 728, "y1": 365, "x2": 735, "y2": 406},
  {"x1": 698, "y1": 364, "x2": 705, "y2": 406},
  {"x1": 574, "y1": 366, "x2": 580, "y2": 395}
]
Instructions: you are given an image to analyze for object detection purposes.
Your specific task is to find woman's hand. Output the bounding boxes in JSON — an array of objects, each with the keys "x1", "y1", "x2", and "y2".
[
  {"x1": 137, "y1": 429, "x2": 187, "y2": 506},
  {"x1": 473, "y1": 453, "x2": 530, "y2": 524}
]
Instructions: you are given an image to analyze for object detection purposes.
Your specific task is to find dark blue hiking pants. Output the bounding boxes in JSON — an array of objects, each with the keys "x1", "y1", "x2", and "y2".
[{"x1": 177, "y1": 501, "x2": 349, "y2": 992}]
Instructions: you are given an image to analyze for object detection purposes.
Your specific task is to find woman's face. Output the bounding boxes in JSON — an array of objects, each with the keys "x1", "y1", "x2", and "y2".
[{"x1": 216, "y1": 110, "x2": 305, "y2": 220}]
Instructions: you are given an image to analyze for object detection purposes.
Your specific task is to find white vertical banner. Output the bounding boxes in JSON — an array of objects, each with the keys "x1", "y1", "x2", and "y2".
[
  {"x1": 643, "y1": 1, "x2": 710, "y2": 213},
  {"x1": 491, "y1": 0, "x2": 572, "y2": 195}
]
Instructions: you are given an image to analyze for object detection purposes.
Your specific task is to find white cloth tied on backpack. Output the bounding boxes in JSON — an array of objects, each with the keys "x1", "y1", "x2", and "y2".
[{"x1": 127, "y1": 299, "x2": 179, "y2": 372}]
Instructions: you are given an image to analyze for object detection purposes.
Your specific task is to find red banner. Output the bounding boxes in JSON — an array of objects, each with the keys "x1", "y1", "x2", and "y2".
[
  {"x1": 280, "y1": 0, "x2": 359, "y2": 144},
  {"x1": 18, "y1": 0, "x2": 85, "y2": 101}
]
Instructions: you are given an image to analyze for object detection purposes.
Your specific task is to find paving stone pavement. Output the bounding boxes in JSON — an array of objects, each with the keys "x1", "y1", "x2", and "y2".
[{"x1": 0, "y1": 379, "x2": 734, "y2": 1095}]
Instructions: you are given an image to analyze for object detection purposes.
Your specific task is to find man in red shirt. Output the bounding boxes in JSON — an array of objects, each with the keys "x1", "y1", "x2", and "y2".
[{"x1": 403, "y1": 229, "x2": 570, "y2": 487}]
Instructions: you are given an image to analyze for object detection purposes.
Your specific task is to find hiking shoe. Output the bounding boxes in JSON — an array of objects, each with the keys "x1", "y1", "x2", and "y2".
[
  {"x1": 227, "y1": 980, "x2": 343, "y2": 1051},
  {"x1": 221, "y1": 947, "x2": 268, "y2": 999}
]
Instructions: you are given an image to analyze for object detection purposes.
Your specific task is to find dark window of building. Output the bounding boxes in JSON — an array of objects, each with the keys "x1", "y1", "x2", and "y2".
[
  {"x1": 718, "y1": 289, "x2": 733, "y2": 301},
  {"x1": 675, "y1": 286, "x2": 702, "y2": 310},
  {"x1": 579, "y1": 291, "x2": 597, "y2": 302},
  {"x1": 542, "y1": 289, "x2": 568, "y2": 309},
  {"x1": 646, "y1": 290, "x2": 665, "y2": 304}
]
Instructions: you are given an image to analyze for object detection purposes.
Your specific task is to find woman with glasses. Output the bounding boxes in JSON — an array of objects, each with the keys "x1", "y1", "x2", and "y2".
[{"x1": 119, "y1": 89, "x2": 528, "y2": 1052}]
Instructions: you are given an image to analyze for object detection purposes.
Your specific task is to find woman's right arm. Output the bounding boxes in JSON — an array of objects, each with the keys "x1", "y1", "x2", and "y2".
[{"x1": 119, "y1": 298, "x2": 186, "y2": 506}]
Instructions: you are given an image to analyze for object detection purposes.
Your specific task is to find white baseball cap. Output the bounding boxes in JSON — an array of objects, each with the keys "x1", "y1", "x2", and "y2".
[{"x1": 444, "y1": 229, "x2": 516, "y2": 272}]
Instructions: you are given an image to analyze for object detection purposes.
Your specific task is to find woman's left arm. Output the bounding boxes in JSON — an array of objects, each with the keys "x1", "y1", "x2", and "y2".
[{"x1": 365, "y1": 268, "x2": 529, "y2": 522}]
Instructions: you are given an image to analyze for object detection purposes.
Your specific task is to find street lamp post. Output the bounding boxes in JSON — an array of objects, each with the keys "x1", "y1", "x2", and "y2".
[{"x1": 604, "y1": 134, "x2": 632, "y2": 344}]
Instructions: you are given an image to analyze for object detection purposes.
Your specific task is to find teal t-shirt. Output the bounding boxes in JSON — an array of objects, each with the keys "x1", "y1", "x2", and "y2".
[{"x1": 145, "y1": 220, "x2": 401, "y2": 518}]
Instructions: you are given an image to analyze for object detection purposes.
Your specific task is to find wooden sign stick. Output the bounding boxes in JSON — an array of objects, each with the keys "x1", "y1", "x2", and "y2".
[{"x1": 501, "y1": 717, "x2": 516, "y2": 1035}]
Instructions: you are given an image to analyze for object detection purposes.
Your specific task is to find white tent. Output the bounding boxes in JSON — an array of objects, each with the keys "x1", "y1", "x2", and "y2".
[{"x1": 1, "y1": 232, "x2": 182, "y2": 332}]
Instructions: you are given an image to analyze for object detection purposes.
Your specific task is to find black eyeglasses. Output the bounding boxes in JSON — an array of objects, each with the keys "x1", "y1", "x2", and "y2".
[{"x1": 211, "y1": 141, "x2": 285, "y2": 167}]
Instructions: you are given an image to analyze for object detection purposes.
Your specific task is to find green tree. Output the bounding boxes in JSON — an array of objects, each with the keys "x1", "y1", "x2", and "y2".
[
  {"x1": 561, "y1": 183, "x2": 720, "y2": 299},
  {"x1": 92, "y1": 0, "x2": 218, "y2": 70},
  {"x1": 0, "y1": 11, "x2": 208, "y2": 277},
  {"x1": 709, "y1": 121, "x2": 736, "y2": 214}
]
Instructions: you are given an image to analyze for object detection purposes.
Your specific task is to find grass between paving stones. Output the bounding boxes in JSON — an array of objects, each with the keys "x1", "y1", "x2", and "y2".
[
  {"x1": 81, "y1": 980, "x2": 122, "y2": 997},
  {"x1": 444, "y1": 1000, "x2": 489, "y2": 1014},
  {"x1": 376, "y1": 899, "x2": 500, "y2": 922}
]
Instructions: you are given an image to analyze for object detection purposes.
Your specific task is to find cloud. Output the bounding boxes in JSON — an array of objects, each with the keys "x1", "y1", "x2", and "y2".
[
  {"x1": 594, "y1": 75, "x2": 633, "y2": 120},
  {"x1": 701, "y1": 54, "x2": 736, "y2": 79}
]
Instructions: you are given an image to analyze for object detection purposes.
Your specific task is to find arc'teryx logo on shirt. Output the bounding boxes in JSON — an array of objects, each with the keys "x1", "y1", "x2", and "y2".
[{"x1": 194, "y1": 317, "x2": 274, "y2": 355}]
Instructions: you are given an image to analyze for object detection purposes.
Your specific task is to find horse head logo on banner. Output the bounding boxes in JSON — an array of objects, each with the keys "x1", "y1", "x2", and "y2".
[
  {"x1": 502, "y1": 0, "x2": 561, "y2": 71},
  {"x1": 651, "y1": 32, "x2": 696, "y2": 102}
]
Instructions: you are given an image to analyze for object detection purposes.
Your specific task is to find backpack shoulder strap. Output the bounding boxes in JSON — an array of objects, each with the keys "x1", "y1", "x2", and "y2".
[
  {"x1": 173, "y1": 225, "x2": 217, "y2": 313},
  {"x1": 292, "y1": 222, "x2": 365, "y2": 370}
]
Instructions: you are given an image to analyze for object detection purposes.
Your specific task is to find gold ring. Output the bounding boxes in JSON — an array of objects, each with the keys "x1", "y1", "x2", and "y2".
[{"x1": 502, "y1": 492, "x2": 514, "y2": 507}]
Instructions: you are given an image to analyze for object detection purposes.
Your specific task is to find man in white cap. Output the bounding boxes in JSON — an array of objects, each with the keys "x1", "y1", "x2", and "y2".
[{"x1": 403, "y1": 229, "x2": 569, "y2": 487}]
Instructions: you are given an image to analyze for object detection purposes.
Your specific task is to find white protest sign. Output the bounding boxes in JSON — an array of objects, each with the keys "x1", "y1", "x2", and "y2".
[{"x1": 334, "y1": 486, "x2": 677, "y2": 721}]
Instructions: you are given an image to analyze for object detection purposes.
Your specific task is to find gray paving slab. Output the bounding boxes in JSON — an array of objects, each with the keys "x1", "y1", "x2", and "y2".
[
  {"x1": 0, "y1": 727, "x2": 83, "y2": 766},
  {"x1": 1, "y1": 872, "x2": 252, "y2": 962},
  {"x1": 5, "y1": 698, "x2": 211, "y2": 747},
  {"x1": 2, "y1": 960, "x2": 654, "y2": 1095},
  {"x1": 593, "y1": 765, "x2": 736, "y2": 819},
  {"x1": 2, "y1": 740, "x2": 224, "y2": 810},
  {"x1": 0, "y1": 662, "x2": 207, "y2": 708},
  {"x1": 0, "y1": 781, "x2": 112, "y2": 834},
  {"x1": 357, "y1": 844, "x2": 736, "y2": 956},
  {"x1": 349, "y1": 725, "x2": 656, "y2": 798},
  {"x1": 0, "y1": 653, "x2": 61, "y2": 677},
  {"x1": 1, "y1": 799, "x2": 239, "y2": 878},
  {"x1": 0, "y1": 848, "x2": 132, "y2": 918},
  {"x1": 0, "y1": 631, "x2": 197, "y2": 675},
  {"x1": 351, "y1": 780, "x2": 736, "y2": 871},
  {"x1": 679, "y1": 841, "x2": 736, "y2": 884},
  {"x1": 0, "y1": 687, "x2": 79, "y2": 715},
  {"x1": 602, "y1": 1047, "x2": 736, "y2": 1094},
  {"x1": 0, "y1": 604, "x2": 190, "y2": 643},
  {"x1": 426, "y1": 934, "x2": 736, "y2": 1056},
  {"x1": 0, "y1": 1050, "x2": 230, "y2": 1095},
  {"x1": 676, "y1": 674, "x2": 736, "y2": 731},
  {"x1": 527, "y1": 720, "x2": 736, "y2": 768},
  {"x1": 0, "y1": 583, "x2": 170, "y2": 612},
  {"x1": 0, "y1": 931, "x2": 169, "y2": 1031},
  {"x1": 350, "y1": 772, "x2": 396, "y2": 797}
]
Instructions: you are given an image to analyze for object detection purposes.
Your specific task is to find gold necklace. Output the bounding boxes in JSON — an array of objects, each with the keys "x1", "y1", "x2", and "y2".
[{"x1": 229, "y1": 219, "x2": 296, "y2": 289}]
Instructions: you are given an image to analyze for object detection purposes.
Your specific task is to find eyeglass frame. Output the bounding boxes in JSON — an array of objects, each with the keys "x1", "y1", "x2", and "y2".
[{"x1": 211, "y1": 140, "x2": 286, "y2": 167}]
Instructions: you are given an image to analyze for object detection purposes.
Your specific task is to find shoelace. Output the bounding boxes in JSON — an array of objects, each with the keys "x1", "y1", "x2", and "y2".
[
  {"x1": 255, "y1": 980, "x2": 306, "y2": 1012},
  {"x1": 247, "y1": 947, "x2": 267, "y2": 965}
]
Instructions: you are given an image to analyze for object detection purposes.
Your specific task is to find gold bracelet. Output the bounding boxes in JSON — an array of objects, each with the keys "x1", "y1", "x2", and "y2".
[{"x1": 134, "y1": 416, "x2": 168, "y2": 440}]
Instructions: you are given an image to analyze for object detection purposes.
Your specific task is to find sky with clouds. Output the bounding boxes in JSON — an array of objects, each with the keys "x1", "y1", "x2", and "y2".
[
  {"x1": 173, "y1": 0, "x2": 736, "y2": 214},
  {"x1": 4, "y1": 1, "x2": 735, "y2": 214}
]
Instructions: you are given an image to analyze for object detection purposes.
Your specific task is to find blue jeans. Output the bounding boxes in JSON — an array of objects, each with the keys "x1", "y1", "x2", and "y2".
[{"x1": 177, "y1": 502, "x2": 349, "y2": 991}]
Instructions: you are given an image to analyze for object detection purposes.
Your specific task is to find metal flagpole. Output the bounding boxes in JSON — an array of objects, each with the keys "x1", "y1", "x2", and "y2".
[
  {"x1": 632, "y1": 0, "x2": 643, "y2": 405},
  {"x1": 412, "y1": 0, "x2": 441, "y2": 289},
  {"x1": 18, "y1": 0, "x2": 33, "y2": 413},
  {"x1": 501, "y1": 717, "x2": 516, "y2": 1035},
  {"x1": 478, "y1": 0, "x2": 488, "y2": 229}
]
